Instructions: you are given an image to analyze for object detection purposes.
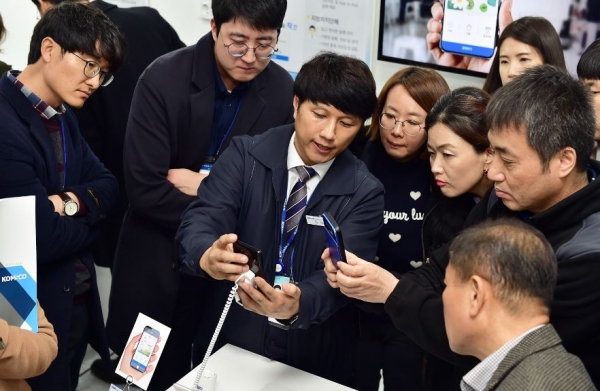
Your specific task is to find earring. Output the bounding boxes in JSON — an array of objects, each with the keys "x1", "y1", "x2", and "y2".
[{"x1": 483, "y1": 168, "x2": 489, "y2": 175}]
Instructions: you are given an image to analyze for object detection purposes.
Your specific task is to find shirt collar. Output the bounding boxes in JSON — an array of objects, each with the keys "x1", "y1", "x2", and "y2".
[
  {"x1": 286, "y1": 131, "x2": 334, "y2": 179},
  {"x1": 461, "y1": 324, "x2": 546, "y2": 391},
  {"x1": 8, "y1": 70, "x2": 66, "y2": 120}
]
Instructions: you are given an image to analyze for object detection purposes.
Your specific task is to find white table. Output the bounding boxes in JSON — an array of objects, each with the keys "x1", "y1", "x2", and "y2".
[{"x1": 168, "y1": 344, "x2": 356, "y2": 391}]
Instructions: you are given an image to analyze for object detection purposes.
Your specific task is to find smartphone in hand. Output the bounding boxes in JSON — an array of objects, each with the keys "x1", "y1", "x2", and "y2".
[
  {"x1": 440, "y1": 0, "x2": 500, "y2": 59},
  {"x1": 130, "y1": 326, "x2": 160, "y2": 373},
  {"x1": 322, "y1": 211, "x2": 346, "y2": 268},
  {"x1": 233, "y1": 240, "x2": 264, "y2": 278}
]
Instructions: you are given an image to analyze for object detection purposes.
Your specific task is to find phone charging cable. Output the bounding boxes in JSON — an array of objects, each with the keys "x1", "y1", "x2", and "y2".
[{"x1": 192, "y1": 270, "x2": 256, "y2": 390}]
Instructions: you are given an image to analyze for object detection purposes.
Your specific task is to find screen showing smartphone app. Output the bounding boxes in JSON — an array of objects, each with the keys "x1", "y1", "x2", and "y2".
[
  {"x1": 441, "y1": 0, "x2": 499, "y2": 58},
  {"x1": 130, "y1": 326, "x2": 159, "y2": 373}
]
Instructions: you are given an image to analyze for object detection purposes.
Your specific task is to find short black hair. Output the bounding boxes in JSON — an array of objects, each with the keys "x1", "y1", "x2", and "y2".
[
  {"x1": 449, "y1": 218, "x2": 557, "y2": 313},
  {"x1": 212, "y1": 0, "x2": 287, "y2": 35},
  {"x1": 487, "y1": 65, "x2": 595, "y2": 172},
  {"x1": 28, "y1": 2, "x2": 127, "y2": 71},
  {"x1": 293, "y1": 52, "x2": 377, "y2": 121},
  {"x1": 578, "y1": 39, "x2": 600, "y2": 81}
]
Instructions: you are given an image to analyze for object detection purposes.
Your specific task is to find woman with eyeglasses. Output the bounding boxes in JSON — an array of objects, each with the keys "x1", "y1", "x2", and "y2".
[{"x1": 356, "y1": 67, "x2": 449, "y2": 391}]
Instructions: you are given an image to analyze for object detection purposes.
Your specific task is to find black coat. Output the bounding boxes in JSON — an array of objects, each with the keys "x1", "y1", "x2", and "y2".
[
  {"x1": 107, "y1": 32, "x2": 294, "y2": 355},
  {"x1": 73, "y1": 1, "x2": 185, "y2": 268}
]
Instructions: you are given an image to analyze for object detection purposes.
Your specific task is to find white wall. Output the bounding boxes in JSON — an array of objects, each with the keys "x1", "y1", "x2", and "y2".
[{"x1": 0, "y1": 0, "x2": 483, "y2": 90}]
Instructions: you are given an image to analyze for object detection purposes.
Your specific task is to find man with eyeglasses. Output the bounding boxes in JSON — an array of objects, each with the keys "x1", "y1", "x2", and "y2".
[
  {"x1": 0, "y1": 3, "x2": 125, "y2": 391},
  {"x1": 106, "y1": 0, "x2": 293, "y2": 389}
]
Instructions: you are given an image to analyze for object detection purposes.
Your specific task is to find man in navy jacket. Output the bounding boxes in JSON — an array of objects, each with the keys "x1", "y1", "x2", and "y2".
[
  {"x1": 0, "y1": 3, "x2": 125, "y2": 390},
  {"x1": 177, "y1": 52, "x2": 384, "y2": 386}
]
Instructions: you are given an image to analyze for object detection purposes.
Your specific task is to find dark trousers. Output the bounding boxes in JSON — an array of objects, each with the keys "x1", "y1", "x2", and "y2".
[
  {"x1": 146, "y1": 274, "x2": 207, "y2": 391},
  {"x1": 68, "y1": 302, "x2": 89, "y2": 391},
  {"x1": 354, "y1": 311, "x2": 424, "y2": 391}
]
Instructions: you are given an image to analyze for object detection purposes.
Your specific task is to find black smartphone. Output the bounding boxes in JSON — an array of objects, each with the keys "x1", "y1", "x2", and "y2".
[
  {"x1": 233, "y1": 240, "x2": 263, "y2": 277},
  {"x1": 322, "y1": 211, "x2": 346, "y2": 268},
  {"x1": 130, "y1": 325, "x2": 160, "y2": 373},
  {"x1": 440, "y1": 0, "x2": 500, "y2": 59}
]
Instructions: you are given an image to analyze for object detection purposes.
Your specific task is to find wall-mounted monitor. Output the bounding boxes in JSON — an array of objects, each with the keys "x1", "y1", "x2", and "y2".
[{"x1": 378, "y1": 0, "x2": 592, "y2": 78}]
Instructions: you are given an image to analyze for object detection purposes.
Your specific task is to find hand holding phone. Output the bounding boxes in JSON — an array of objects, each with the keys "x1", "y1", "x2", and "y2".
[
  {"x1": 427, "y1": 0, "x2": 513, "y2": 72},
  {"x1": 440, "y1": 0, "x2": 500, "y2": 59},
  {"x1": 322, "y1": 211, "x2": 346, "y2": 269}
]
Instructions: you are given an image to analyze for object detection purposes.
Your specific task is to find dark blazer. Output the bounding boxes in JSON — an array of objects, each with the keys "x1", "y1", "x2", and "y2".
[
  {"x1": 107, "y1": 32, "x2": 294, "y2": 354},
  {"x1": 177, "y1": 124, "x2": 385, "y2": 385},
  {"x1": 0, "y1": 74, "x2": 118, "y2": 389},
  {"x1": 74, "y1": 1, "x2": 185, "y2": 268},
  {"x1": 485, "y1": 324, "x2": 595, "y2": 390}
]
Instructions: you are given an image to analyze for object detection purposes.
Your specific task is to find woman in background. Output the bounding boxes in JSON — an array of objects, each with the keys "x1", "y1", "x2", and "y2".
[
  {"x1": 357, "y1": 66, "x2": 450, "y2": 391},
  {"x1": 483, "y1": 16, "x2": 565, "y2": 94}
]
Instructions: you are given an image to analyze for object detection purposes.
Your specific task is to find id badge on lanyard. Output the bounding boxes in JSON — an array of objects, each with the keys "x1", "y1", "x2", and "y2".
[{"x1": 199, "y1": 155, "x2": 216, "y2": 175}]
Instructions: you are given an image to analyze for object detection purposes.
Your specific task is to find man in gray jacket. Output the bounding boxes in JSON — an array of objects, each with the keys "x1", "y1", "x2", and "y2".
[{"x1": 442, "y1": 218, "x2": 595, "y2": 391}]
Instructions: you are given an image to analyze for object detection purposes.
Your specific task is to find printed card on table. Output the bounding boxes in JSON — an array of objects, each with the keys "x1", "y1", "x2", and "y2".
[{"x1": 115, "y1": 312, "x2": 171, "y2": 390}]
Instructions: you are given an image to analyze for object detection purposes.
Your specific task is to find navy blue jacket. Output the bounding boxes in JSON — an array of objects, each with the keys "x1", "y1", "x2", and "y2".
[
  {"x1": 0, "y1": 73, "x2": 118, "y2": 390},
  {"x1": 177, "y1": 124, "x2": 384, "y2": 384}
]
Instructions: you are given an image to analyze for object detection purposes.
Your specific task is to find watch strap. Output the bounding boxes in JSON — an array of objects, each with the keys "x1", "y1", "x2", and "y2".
[{"x1": 58, "y1": 192, "x2": 72, "y2": 203}]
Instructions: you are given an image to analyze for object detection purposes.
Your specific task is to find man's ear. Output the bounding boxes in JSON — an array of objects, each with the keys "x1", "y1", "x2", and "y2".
[
  {"x1": 485, "y1": 148, "x2": 494, "y2": 164},
  {"x1": 210, "y1": 19, "x2": 218, "y2": 42},
  {"x1": 468, "y1": 275, "x2": 488, "y2": 318},
  {"x1": 40, "y1": 37, "x2": 56, "y2": 64},
  {"x1": 293, "y1": 96, "x2": 299, "y2": 120},
  {"x1": 556, "y1": 147, "x2": 577, "y2": 179}
]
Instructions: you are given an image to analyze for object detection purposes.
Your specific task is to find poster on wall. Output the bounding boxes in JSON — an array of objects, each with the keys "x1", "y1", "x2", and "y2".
[{"x1": 272, "y1": 0, "x2": 375, "y2": 78}]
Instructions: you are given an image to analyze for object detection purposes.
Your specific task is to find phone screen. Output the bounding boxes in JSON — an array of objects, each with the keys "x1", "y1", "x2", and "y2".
[
  {"x1": 440, "y1": 0, "x2": 499, "y2": 59},
  {"x1": 130, "y1": 326, "x2": 160, "y2": 373},
  {"x1": 322, "y1": 212, "x2": 346, "y2": 268}
]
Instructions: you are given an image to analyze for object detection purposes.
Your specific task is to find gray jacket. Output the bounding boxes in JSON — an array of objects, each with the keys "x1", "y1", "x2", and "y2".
[{"x1": 486, "y1": 324, "x2": 596, "y2": 390}]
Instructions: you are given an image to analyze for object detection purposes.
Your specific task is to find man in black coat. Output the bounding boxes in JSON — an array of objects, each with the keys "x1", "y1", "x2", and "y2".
[{"x1": 106, "y1": 1, "x2": 294, "y2": 390}]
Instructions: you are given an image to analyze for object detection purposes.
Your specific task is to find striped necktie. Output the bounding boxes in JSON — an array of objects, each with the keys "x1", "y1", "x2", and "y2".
[{"x1": 283, "y1": 166, "x2": 317, "y2": 244}]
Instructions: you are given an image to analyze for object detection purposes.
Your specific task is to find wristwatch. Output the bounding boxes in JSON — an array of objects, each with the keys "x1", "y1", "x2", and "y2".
[{"x1": 59, "y1": 192, "x2": 79, "y2": 217}]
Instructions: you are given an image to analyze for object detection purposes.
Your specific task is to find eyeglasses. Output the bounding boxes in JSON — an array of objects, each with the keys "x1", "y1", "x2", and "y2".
[
  {"x1": 379, "y1": 112, "x2": 424, "y2": 136},
  {"x1": 223, "y1": 41, "x2": 277, "y2": 60},
  {"x1": 70, "y1": 52, "x2": 114, "y2": 87}
]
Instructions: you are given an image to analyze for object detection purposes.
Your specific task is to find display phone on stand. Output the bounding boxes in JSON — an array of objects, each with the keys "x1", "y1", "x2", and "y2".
[
  {"x1": 130, "y1": 325, "x2": 160, "y2": 373},
  {"x1": 322, "y1": 211, "x2": 346, "y2": 268},
  {"x1": 440, "y1": 0, "x2": 500, "y2": 59}
]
